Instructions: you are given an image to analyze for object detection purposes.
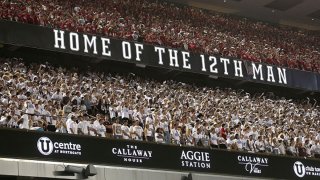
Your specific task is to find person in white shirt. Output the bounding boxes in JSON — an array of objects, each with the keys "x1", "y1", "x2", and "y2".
[
  {"x1": 160, "y1": 118, "x2": 170, "y2": 144},
  {"x1": 77, "y1": 115, "x2": 90, "y2": 135},
  {"x1": 130, "y1": 120, "x2": 143, "y2": 141},
  {"x1": 19, "y1": 114, "x2": 30, "y2": 129},
  {"x1": 255, "y1": 136, "x2": 266, "y2": 153},
  {"x1": 121, "y1": 102, "x2": 132, "y2": 120},
  {"x1": 51, "y1": 89, "x2": 63, "y2": 101},
  {"x1": 311, "y1": 140, "x2": 320, "y2": 158},
  {"x1": 109, "y1": 105, "x2": 117, "y2": 120},
  {"x1": 121, "y1": 120, "x2": 130, "y2": 140},
  {"x1": 193, "y1": 128, "x2": 203, "y2": 147},
  {"x1": 42, "y1": 105, "x2": 53, "y2": 125},
  {"x1": 210, "y1": 128, "x2": 219, "y2": 148},
  {"x1": 63, "y1": 103, "x2": 73, "y2": 116},
  {"x1": 171, "y1": 123, "x2": 181, "y2": 145},
  {"x1": 144, "y1": 123, "x2": 154, "y2": 142},
  {"x1": 0, "y1": 114, "x2": 10, "y2": 127},
  {"x1": 112, "y1": 118, "x2": 123, "y2": 139},
  {"x1": 7, "y1": 115, "x2": 18, "y2": 128},
  {"x1": 246, "y1": 135, "x2": 255, "y2": 152},
  {"x1": 185, "y1": 129, "x2": 194, "y2": 146},
  {"x1": 66, "y1": 115, "x2": 78, "y2": 134},
  {"x1": 155, "y1": 127, "x2": 164, "y2": 143},
  {"x1": 94, "y1": 119, "x2": 106, "y2": 137},
  {"x1": 234, "y1": 134, "x2": 243, "y2": 150},
  {"x1": 201, "y1": 130, "x2": 210, "y2": 147},
  {"x1": 25, "y1": 100, "x2": 35, "y2": 117},
  {"x1": 55, "y1": 119, "x2": 67, "y2": 133}
]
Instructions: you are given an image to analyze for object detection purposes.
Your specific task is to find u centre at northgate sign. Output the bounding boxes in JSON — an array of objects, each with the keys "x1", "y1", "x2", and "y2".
[
  {"x1": 1, "y1": 129, "x2": 320, "y2": 179},
  {"x1": 1, "y1": 20, "x2": 320, "y2": 92}
]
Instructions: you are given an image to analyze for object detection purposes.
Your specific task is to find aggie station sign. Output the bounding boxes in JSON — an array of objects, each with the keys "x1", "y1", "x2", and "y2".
[{"x1": 1, "y1": 128, "x2": 320, "y2": 180}]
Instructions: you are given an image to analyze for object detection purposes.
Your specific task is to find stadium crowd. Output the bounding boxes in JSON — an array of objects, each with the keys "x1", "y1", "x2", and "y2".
[
  {"x1": 0, "y1": 0, "x2": 319, "y2": 72},
  {"x1": 0, "y1": 57, "x2": 320, "y2": 158}
]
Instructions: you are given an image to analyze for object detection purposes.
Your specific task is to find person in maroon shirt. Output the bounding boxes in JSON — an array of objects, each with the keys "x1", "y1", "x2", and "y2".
[{"x1": 220, "y1": 123, "x2": 227, "y2": 140}]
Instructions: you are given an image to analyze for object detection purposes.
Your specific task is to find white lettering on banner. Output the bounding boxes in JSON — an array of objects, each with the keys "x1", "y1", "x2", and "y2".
[
  {"x1": 182, "y1": 51, "x2": 191, "y2": 69},
  {"x1": 237, "y1": 155, "x2": 269, "y2": 174},
  {"x1": 234, "y1": 60, "x2": 243, "y2": 77},
  {"x1": 180, "y1": 150, "x2": 211, "y2": 169},
  {"x1": 52, "y1": 30, "x2": 289, "y2": 86},
  {"x1": 277, "y1": 68, "x2": 287, "y2": 84},
  {"x1": 267, "y1": 66, "x2": 275, "y2": 82},
  {"x1": 83, "y1": 35, "x2": 97, "y2": 54},
  {"x1": 155, "y1": 47, "x2": 165, "y2": 65},
  {"x1": 53, "y1": 30, "x2": 66, "y2": 49},
  {"x1": 209, "y1": 56, "x2": 218, "y2": 73},
  {"x1": 122, "y1": 41, "x2": 131, "y2": 59},
  {"x1": 252, "y1": 63, "x2": 264, "y2": 81},
  {"x1": 293, "y1": 161, "x2": 320, "y2": 178},
  {"x1": 112, "y1": 145, "x2": 152, "y2": 163},
  {"x1": 168, "y1": 49, "x2": 179, "y2": 67},
  {"x1": 37, "y1": 137, "x2": 81, "y2": 156},
  {"x1": 69, "y1": 32, "x2": 79, "y2": 51},
  {"x1": 220, "y1": 58, "x2": 230, "y2": 75},
  {"x1": 135, "y1": 43, "x2": 144, "y2": 61},
  {"x1": 200, "y1": 54, "x2": 207, "y2": 72},
  {"x1": 101, "y1": 38, "x2": 111, "y2": 56}
]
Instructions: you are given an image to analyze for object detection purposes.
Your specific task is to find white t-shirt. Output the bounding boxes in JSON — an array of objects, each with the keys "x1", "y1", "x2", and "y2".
[
  {"x1": 193, "y1": 132, "x2": 202, "y2": 145},
  {"x1": 171, "y1": 129, "x2": 180, "y2": 141},
  {"x1": 131, "y1": 125, "x2": 143, "y2": 140},
  {"x1": 66, "y1": 119, "x2": 78, "y2": 134},
  {"x1": 0, "y1": 116, "x2": 7, "y2": 126},
  {"x1": 145, "y1": 127, "x2": 153, "y2": 137},
  {"x1": 78, "y1": 120, "x2": 90, "y2": 135},
  {"x1": 26, "y1": 103, "x2": 35, "y2": 114},
  {"x1": 160, "y1": 121, "x2": 169, "y2": 132},
  {"x1": 109, "y1": 107, "x2": 116, "y2": 119},
  {"x1": 121, "y1": 125, "x2": 130, "y2": 139},
  {"x1": 121, "y1": 107, "x2": 131, "y2": 119},
  {"x1": 155, "y1": 132, "x2": 164, "y2": 143},
  {"x1": 146, "y1": 116, "x2": 154, "y2": 125},
  {"x1": 254, "y1": 140, "x2": 265, "y2": 152},
  {"x1": 210, "y1": 132, "x2": 218, "y2": 145},
  {"x1": 20, "y1": 114, "x2": 30, "y2": 129},
  {"x1": 96, "y1": 124, "x2": 106, "y2": 137}
]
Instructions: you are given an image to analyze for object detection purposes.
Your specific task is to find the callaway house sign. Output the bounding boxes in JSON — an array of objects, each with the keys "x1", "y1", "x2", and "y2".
[
  {"x1": 112, "y1": 145, "x2": 152, "y2": 163},
  {"x1": 53, "y1": 29, "x2": 288, "y2": 85},
  {"x1": 37, "y1": 136, "x2": 82, "y2": 156}
]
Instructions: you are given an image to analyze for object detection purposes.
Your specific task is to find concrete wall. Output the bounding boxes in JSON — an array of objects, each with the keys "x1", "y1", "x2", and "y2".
[{"x1": 0, "y1": 158, "x2": 270, "y2": 180}]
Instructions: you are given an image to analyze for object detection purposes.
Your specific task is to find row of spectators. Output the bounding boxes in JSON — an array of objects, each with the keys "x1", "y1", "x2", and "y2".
[
  {"x1": 0, "y1": 57, "x2": 320, "y2": 158},
  {"x1": 0, "y1": 0, "x2": 319, "y2": 72}
]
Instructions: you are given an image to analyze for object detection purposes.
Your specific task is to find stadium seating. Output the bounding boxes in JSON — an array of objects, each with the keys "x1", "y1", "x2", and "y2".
[
  {"x1": 0, "y1": 0, "x2": 319, "y2": 72},
  {"x1": 0, "y1": 57, "x2": 319, "y2": 158}
]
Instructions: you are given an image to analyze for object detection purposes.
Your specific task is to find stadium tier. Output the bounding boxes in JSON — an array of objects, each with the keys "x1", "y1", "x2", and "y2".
[
  {"x1": 0, "y1": 0, "x2": 319, "y2": 72},
  {"x1": 0, "y1": 56, "x2": 319, "y2": 158}
]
